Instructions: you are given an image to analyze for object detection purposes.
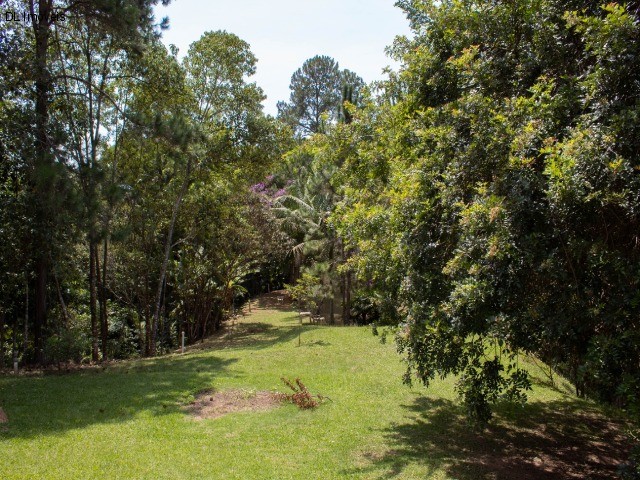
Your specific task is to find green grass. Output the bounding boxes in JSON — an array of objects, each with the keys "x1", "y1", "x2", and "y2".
[{"x1": 0, "y1": 305, "x2": 630, "y2": 479}]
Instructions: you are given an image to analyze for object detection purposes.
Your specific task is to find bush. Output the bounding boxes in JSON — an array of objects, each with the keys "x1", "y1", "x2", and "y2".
[
  {"x1": 350, "y1": 294, "x2": 380, "y2": 326},
  {"x1": 44, "y1": 328, "x2": 90, "y2": 365},
  {"x1": 285, "y1": 273, "x2": 324, "y2": 312}
]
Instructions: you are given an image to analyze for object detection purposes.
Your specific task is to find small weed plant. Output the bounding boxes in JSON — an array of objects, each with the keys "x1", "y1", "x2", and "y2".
[{"x1": 278, "y1": 377, "x2": 325, "y2": 409}]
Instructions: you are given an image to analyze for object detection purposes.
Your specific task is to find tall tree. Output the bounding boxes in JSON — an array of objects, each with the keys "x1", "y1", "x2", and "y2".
[
  {"x1": 277, "y1": 55, "x2": 364, "y2": 137},
  {"x1": 53, "y1": 11, "x2": 135, "y2": 361},
  {"x1": 24, "y1": 0, "x2": 170, "y2": 363},
  {"x1": 0, "y1": 3, "x2": 30, "y2": 368},
  {"x1": 142, "y1": 30, "x2": 267, "y2": 355},
  {"x1": 272, "y1": 122, "x2": 359, "y2": 323},
  {"x1": 338, "y1": 0, "x2": 640, "y2": 425}
]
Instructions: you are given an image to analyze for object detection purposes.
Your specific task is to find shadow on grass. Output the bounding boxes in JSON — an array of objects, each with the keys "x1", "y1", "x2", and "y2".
[
  {"x1": 197, "y1": 320, "x2": 320, "y2": 351},
  {"x1": 529, "y1": 376, "x2": 577, "y2": 398},
  {"x1": 0, "y1": 353, "x2": 238, "y2": 440},
  {"x1": 252, "y1": 290, "x2": 294, "y2": 311},
  {"x1": 352, "y1": 396, "x2": 630, "y2": 480},
  {"x1": 301, "y1": 340, "x2": 331, "y2": 348}
]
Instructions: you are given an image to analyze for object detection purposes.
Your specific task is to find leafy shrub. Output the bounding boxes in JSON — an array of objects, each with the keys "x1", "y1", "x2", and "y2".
[
  {"x1": 44, "y1": 328, "x2": 90, "y2": 365},
  {"x1": 350, "y1": 294, "x2": 380, "y2": 325},
  {"x1": 285, "y1": 273, "x2": 323, "y2": 312}
]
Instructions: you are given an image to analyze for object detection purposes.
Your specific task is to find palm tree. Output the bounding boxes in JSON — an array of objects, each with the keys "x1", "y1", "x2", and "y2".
[{"x1": 272, "y1": 164, "x2": 340, "y2": 322}]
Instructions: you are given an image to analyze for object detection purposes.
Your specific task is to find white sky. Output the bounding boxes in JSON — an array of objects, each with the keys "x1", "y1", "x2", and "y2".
[{"x1": 155, "y1": 0, "x2": 411, "y2": 116}]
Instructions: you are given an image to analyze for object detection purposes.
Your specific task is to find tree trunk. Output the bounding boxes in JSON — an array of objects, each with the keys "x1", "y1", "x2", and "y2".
[
  {"x1": 329, "y1": 298, "x2": 335, "y2": 325},
  {"x1": 33, "y1": 259, "x2": 46, "y2": 364},
  {"x1": 53, "y1": 268, "x2": 69, "y2": 328},
  {"x1": 342, "y1": 270, "x2": 351, "y2": 326},
  {"x1": 89, "y1": 240, "x2": 99, "y2": 362},
  {"x1": 99, "y1": 110, "x2": 122, "y2": 360},
  {"x1": 345, "y1": 271, "x2": 351, "y2": 325},
  {"x1": 23, "y1": 281, "x2": 29, "y2": 361},
  {"x1": 99, "y1": 241, "x2": 109, "y2": 360},
  {"x1": 201, "y1": 310, "x2": 211, "y2": 343},
  {"x1": 13, "y1": 317, "x2": 19, "y2": 372},
  {"x1": 141, "y1": 271, "x2": 150, "y2": 356},
  {"x1": 144, "y1": 314, "x2": 151, "y2": 357},
  {"x1": 150, "y1": 159, "x2": 191, "y2": 356},
  {"x1": 0, "y1": 312, "x2": 5, "y2": 368},
  {"x1": 31, "y1": 0, "x2": 53, "y2": 366}
]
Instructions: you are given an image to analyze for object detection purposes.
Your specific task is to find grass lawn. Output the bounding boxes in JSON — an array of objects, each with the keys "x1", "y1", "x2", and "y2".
[{"x1": 0, "y1": 298, "x2": 631, "y2": 479}]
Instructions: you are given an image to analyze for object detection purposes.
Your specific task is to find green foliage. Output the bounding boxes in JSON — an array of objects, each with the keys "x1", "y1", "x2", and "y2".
[
  {"x1": 277, "y1": 55, "x2": 364, "y2": 137},
  {"x1": 43, "y1": 328, "x2": 91, "y2": 365},
  {"x1": 105, "y1": 304, "x2": 143, "y2": 359},
  {"x1": 1, "y1": 5, "x2": 285, "y2": 363},
  {"x1": 349, "y1": 294, "x2": 381, "y2": 326},
  {"x1": 336, "y1": 0, "x2": 640, "y2": 425},
  {"x1": 184, "y1": 29, "x2": 266, "y2": 137},
  {"x1": 3, "y1": 0, "x2": 639, "y2": 451},
  {"x1": 285, "y1": 273, "x2": 325, "y2": 312}
]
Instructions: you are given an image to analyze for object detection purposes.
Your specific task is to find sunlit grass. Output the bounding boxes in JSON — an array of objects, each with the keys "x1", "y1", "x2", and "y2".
[{"x1": 0, "y1": 304, "x2": 628, "y2": 479}]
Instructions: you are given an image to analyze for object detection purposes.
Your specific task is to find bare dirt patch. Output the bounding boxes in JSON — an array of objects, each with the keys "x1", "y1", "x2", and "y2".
[
  {"x1": 0, "y1": 407, "x2": 7, "y2": 423},
  {"x1": 185, "y1": 389, "x2": 284, "y2": 420}
]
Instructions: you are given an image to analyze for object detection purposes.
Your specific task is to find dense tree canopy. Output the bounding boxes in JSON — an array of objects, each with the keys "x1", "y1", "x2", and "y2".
[
  {"x1": 1, "y1": 5, "x2": 639, "y2": 467},
  {"x1": 0, "y1": 4, "x2": 285, "y2": 363},
  {"x1": 332, "y1": 0, "x2": 640, "y2": 425}
]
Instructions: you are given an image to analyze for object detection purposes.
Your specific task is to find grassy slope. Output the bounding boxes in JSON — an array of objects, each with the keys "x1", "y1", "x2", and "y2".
[{"x1": 0, "y1": 303, "x2": 629, "y2": 479}]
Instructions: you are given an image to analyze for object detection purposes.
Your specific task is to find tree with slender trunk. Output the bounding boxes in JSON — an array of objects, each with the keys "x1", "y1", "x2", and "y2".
[
  {"x1": 29, "y1": 0, "x2": 54, "y2": 365},
  {"x1": 23, "y1": 0, "x2": 170, "y2": 364}
]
